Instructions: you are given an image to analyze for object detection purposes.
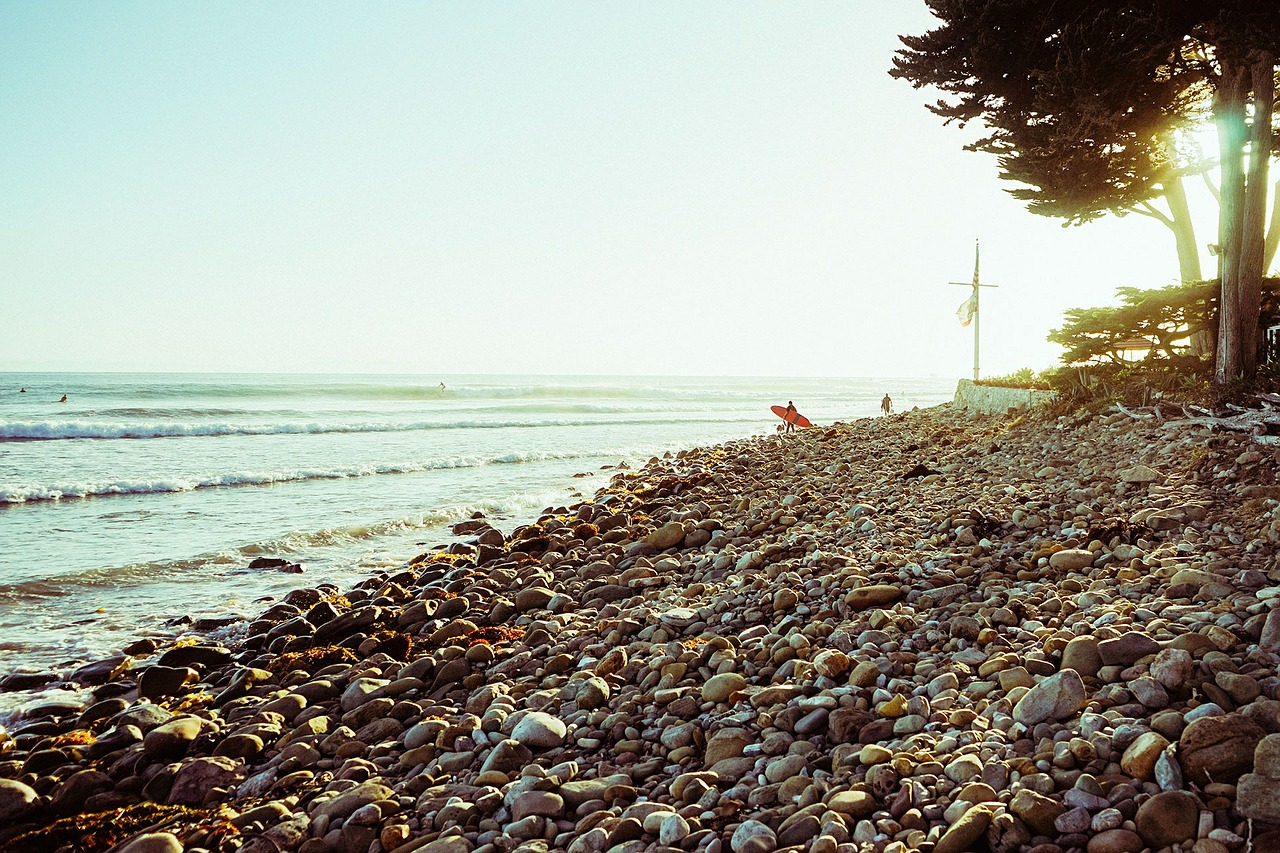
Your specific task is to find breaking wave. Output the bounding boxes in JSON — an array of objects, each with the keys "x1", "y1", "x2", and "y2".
[
  {"x1": 0, "y1": 413, "x2": 750, "y2": 442},
  {"x1": 0, "y1": 449, "x2": 619, "y2": 505}
]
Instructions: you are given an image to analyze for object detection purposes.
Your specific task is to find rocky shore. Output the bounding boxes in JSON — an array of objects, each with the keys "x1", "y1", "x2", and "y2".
[{"x1": 3, "y1": 400, "x2": 1280, "y2": 853}]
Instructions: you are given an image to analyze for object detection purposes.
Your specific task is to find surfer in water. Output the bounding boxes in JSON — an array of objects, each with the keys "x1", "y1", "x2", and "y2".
[
  {"x1": 439, "y1": 382, "x2": 446, "y2": 393},
  {"x1": 59, "y1": 394, "x2": 67, "y2": 403},
  {"x1": 784, "y1": 401, "x2": 797, "y2": 434},
  {"x1": 881, "y1": 394, "x2": 893, "y2": 416}
]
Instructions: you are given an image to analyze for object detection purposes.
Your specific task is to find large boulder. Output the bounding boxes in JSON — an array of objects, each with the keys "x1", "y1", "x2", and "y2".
[
  {"x1": 1178, "y1": 714, "x2": 1265, "y2": 785},
  {"x1": 0, "y1": 779, "x2": 39, "y2": 823},
  {"x1": 1013, "y1": 670, "x2": 1086, "y2": 725}
]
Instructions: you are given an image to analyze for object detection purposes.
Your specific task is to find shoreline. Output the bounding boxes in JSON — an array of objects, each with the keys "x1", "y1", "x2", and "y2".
[
  {"x1": 0, "y1": 374, "x2": 955, "y2": 687},
  {"x1": 2, "y1": 401, "x2": 1279, "y2": 853}
]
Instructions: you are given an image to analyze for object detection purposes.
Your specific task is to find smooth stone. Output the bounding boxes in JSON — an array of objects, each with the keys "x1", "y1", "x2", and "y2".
[
  {"x1": 827, "y1": 790, "x2": 876, "y2": 818},
  {"x1": 142, "y1": 715, "x2": 203, "y2": 760},
  {"x1": 1097, "y1": 632, "x2": 1160, "y2": 667},
  {"x1": 706, "y1": 729, "x2": 751, "y2": 765},
  {"x1": 511, "y1": 791, "x2": 564, "y2": 821},
  {"x1": 944, "y1": 754, "x2": 983, "y2": 783},
  {"x1": 313, "y1": 781, "x2": 395, "y2": 822},
  {"x1": 1129, "y1": 675, "x2": 1168, "y2": 708},
  {"x1": 1238, "y1": 773, "x2": 1280, "y2": 822},
  {"x1": 1260, "y1": 607, "x2": 1280, "y2": 653},
  {"x1": 1013, "y1": 669, "x2": 1086, "y2": 725},
  {"x1": 1150, "y1": 648, "x2": 1193, "y2": 690},
  {"x1": 1009, "y1": 789, "x2": 1064, "y2": 836},
  {"x1": 560, "y1": 778, "x2": 618, "y2": 809},
  {"x1": 1120, "y1": 731, "x2": 1170, "y2": 781},
  {"x1": 659, "y1": 813, "x2": 691, "y2": 845},
  {"x1": 1178, "y1": 714, "x2": 1265, "y2": 784},
  {"x1": 1088, "y1": 829, "x2": 1144, "y2": 853},
  {"x1": 645, "y1": 521, "x2": 686, "y2": 549},
  {"x1": 138, "y1": 665, "x2": 196, "y2": 700},
  {"x1": 1118, "y1": 464, "x2": 1159, "y2": 483},
  {"x1": 1061, "y1": 637, "x2": 1102, "y2": 678},
  {"x1": 167, "y1": 756, "x2": 245, "y2": 806},
  {"x1": 511, "y1": 711, "x2": 567, "y2": 748},
  {"x1": 1055, "y1": 807, "x2": 1091, "y2": 835},
  {"x1": 1134, "y1": 791, "x2": 1199, "y2": 847},
  {"x1": 934, "y1": 805, "x2": 991, "y2": 853},
  {"x1": 116, "y1": 833, "x2": 184, "y2": 853},
  {"x1": 514, "y1": 586, "x2": 555, "y2": 611},
  {"x1": 703, "y1": 673, "x2": 747, "y2": 704},
  {"x1": 845, "y1": 585, "x2": 903, "y2": 609},
  {"x1": 1049, "y1": 549, "x2": 1094, "y2": 571},
  {"x1": 776, "y1": 815, "x2": 821, "y2": 847},
  {"x1": 576, "y1": 676, "x2": 610, "y2": 709},
  {"x1": 1254, "y1": 734, "x2": 1280, "y2": 776},
  {"x1": 0, "y1": 778, "x2": 39, "y2": 823},
  {"x1": 731, "y1": 819, "x2": 777, "y2": 853}
]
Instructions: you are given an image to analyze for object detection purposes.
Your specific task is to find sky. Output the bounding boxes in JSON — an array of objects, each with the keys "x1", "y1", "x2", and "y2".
[{"x1": 0, "y1": 2, "x2": 1227, "y2": 378}]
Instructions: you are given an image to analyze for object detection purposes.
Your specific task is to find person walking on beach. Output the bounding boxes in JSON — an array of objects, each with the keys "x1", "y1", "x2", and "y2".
[
  {"x1": 784, "y1": 400, "x2": 797, "y2": 434},
  {"x1": 881, "y1": 394, "x2": 893, "y2": 416}
]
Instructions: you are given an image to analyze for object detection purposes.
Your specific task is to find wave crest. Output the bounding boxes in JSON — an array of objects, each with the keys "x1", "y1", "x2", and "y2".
[{"x1": 0, "y1": 449, "x2": 616, "y2": 504}]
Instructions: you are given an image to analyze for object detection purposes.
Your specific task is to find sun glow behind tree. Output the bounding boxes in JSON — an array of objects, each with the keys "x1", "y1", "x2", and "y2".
[{"x1": 891, "y1": 1, "x2": 1280, "y2": 383}]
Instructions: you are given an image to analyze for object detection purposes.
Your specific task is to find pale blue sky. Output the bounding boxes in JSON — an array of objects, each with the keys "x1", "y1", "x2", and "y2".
[{"x1": 1, "y1": 2, "x2": 1218, "y2": 377}]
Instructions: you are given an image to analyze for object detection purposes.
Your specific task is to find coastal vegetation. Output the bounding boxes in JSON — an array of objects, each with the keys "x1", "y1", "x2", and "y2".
[{"x1": 979, "y1": 276, "x2": 1280, "y2": 409}]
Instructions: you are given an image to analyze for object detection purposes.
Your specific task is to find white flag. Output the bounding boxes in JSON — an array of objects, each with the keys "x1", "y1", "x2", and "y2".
[{"x1": 956, "y1": 292, "x2": 977, "y2": 327}]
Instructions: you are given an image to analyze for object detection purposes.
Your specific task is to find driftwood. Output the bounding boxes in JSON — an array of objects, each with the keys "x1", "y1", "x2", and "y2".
[
  {"x1": 1113, "y1": 402, "x2": 1166, "y2": 422},
  {"x1": 1152, "y1": 407, "x2": 1280, "y2": 441},
  {"x1": 1107, "y1": 396, "x2": 1280, "y2": 443}
]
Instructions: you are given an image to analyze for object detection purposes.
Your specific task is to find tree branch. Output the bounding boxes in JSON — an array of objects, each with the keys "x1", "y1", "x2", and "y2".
[
  {"x1": 1127, "y1": 202, "x2": 1175, "y2": 228},
  {"x1": 1203, "y1": 171, "x2": 1221, "y2": 204}
]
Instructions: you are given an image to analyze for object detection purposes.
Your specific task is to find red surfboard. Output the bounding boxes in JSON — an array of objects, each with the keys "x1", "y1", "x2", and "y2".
[{"x1": 771, "y1": 405, "x2": 811, "y2": 428}]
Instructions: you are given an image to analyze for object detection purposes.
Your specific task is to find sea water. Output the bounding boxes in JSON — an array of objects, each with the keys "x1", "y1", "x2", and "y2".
[{"x1": 0, "y1": 372, "x2": 956, "y2": 716}]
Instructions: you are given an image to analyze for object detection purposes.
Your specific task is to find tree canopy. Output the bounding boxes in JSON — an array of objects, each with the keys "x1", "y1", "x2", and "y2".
[
  {"x1": 892, "y1": 2, "x2": 1202, "y2": 224},
  {"x1": 1048, "y1": 277, "x2": 1280, "y2": 367},
  {"x1": 1047, "y1": 281, "x2": 1215, "y2": 365}
]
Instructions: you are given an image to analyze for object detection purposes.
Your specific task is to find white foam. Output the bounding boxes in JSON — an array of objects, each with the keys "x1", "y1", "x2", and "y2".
[
  {"x1": 0, "y1": 448, "x2": 628, "y2": 504},
  {"x1": 0, "y1": 414, "x2": 753, "y2": 442}
]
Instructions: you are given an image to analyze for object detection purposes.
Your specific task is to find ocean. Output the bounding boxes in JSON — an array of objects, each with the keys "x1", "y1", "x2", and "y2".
[{"x1": 0, "y1": 372, "x2": 957, "y2": 718}]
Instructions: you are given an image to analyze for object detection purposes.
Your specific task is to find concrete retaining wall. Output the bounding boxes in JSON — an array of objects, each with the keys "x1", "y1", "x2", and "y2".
[{"x1": 953, "y1": 379, "x2": 1057, "y2": 415}]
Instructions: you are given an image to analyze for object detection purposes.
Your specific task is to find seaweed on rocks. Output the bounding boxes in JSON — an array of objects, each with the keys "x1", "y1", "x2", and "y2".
[
  {"x1": 3, "y1": 802, "x2": 237, "y2": 853},
  {"x1": 1085, "y1": 516, "x2": 1150, "y2": 545},
  {"x1": 263, "y1": 644, "x2": 358, "y2": 676},
  {"x1": 365, "y1": 630, "x2": 413, "y2": 661}
]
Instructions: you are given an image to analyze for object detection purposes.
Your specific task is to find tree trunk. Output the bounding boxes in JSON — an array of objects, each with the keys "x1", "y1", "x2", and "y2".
[
  {"x1": 1266, "y1": 178, "x2": 1280, "y2": 273},
  {"x1": 1161, "y1": 177, "x2": 1202, "y2": 283},
  {"x1": 1215, "y1": 63, "x2": 1249, "y2": 384},
  {"x1": 1241, "y1": 55, "x2": 1274, "y2": 373}
]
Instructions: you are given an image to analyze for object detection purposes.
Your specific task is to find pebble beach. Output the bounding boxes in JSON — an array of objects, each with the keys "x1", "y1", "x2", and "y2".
[{"x1": 3, "y1": 398, "x2": 1280, "y2": 853}]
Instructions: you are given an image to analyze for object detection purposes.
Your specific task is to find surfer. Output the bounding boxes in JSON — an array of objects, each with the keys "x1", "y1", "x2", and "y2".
[
  {"x1": 881, "y1": 394, "x2": 893, "y2": 416},
  {"x1": 58, "y1": 394, "x2": 67, "y2": 403},
  {"x1": 439, "y1": 382, "x2": 446, "y2": 393},
  {"x1": 19, "y1": 388, "x2": 25, "y2": 393},
  {"x1": 784, "y1": 401, "x2": 797, "y2": 434}
]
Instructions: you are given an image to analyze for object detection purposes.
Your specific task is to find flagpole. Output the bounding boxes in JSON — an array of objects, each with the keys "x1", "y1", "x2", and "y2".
[
  {"x1": 972, "y1": 241, "x2": 980, "y2": 381},
  {"x1": 949, "y1": 239, "x2": 997, "y2": 381}
]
